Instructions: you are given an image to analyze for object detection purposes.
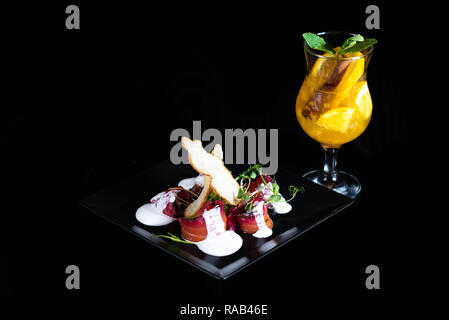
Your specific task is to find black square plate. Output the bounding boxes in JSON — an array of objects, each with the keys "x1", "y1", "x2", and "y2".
[{"x1": 80, "y1": 160, "x2": 353, "y2": 279}]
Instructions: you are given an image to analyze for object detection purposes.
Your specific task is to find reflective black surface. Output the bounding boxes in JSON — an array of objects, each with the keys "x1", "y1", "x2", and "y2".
[
  {"x1": 80, "y1": 160, "x2": 353, "y2": 279},
  {"x1": 5, "y1": 2, "x2": 439, "y2": 302}
]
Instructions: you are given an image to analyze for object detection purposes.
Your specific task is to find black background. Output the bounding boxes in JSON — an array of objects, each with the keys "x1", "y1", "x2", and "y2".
[{"x1": 3, "y1": 0, "x2": 445, "y2": 306}]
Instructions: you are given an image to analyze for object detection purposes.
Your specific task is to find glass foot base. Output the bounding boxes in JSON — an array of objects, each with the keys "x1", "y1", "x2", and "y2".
[{"x1": 302, "y1": 169, "x2": 361, "y2": 199}]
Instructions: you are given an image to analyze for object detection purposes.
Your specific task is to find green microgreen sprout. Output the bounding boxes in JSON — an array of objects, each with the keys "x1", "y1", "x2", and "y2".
[
  {"x1": 152, "y1": 232, "x2": 194, "y2": 245},
  {"x1": 235, "y1": 164, "x2": 304, "y2": 211}
]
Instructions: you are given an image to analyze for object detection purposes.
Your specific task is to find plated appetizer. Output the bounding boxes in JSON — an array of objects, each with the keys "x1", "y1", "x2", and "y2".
[{"x1": 136, "y1": 137, "x2": 302, "y2": 256}]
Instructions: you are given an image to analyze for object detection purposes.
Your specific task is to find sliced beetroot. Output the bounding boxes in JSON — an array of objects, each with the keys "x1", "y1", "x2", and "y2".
[
  {"x1": 236, "y1": 213, "x2": 257, "y2": 233},
  {"x1": 236, "y1": 202, "x2": 273, "y2": 234},
  {"x1": 179, "y1": 200, "x2": 228, "y2": 242},
  {"x1": 163, "y1": 202, "x2": 177, "y2": 218},
  {"x1": 227, "y1": 202, "x2": 246, "y2": 231},
  {"x1": 176, "y1": 189, "x2": 192, "y2": 203},
  {"x1": 228, "y1": 202, "x2": 244, "y2": 215},
  {"x1": 179, "y1": 215, "x2": 207, "y2": 242},
  {"x1": 226, "y1": 211, "x2": 237, "y2": 231},
  {"x1": 153, "y1": 187, "x2": 191, "y2": 218},
  {"x1": 191, "y1": 184, "x2": 203, "y2": 196},
  {"x1": 179, "y1": 215, "x2": 205, "y2": 227},
  {"x1": 200, "y1": 200, "x2": 226, "y2": 214}
]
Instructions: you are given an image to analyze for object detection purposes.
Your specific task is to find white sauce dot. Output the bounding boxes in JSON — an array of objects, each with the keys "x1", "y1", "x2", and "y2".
[
  {"x1": 196, "y1": 231, "x2": 243, "y2": 256},
  {"x1": 252, "y1": 225, "x2": 273, "y2": 238},
  {"x1": 178, "y1": 175, "x2": 204, "y2": 190},
  {"x1": 249, "y1": 201, "x2": 273, "y2": 239},
  {"x1": 135, "y1": 203, "x2": 176, "y2": 226},
  {"x1": 270, "y1": 196, "x2": 292, "y2": 214}
]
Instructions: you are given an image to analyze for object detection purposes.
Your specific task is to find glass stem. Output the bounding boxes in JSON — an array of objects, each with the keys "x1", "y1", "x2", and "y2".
[{"x1": 323, "y1": 147, "x2": 339, "y2": 185}]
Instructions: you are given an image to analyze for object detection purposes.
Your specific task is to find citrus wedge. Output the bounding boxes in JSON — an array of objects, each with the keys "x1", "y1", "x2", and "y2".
[
  {"x1": 336, "y1": 52, "x2": 364, "y2": 93},
  {"x1": 298, "y1": 51, "x2": 338, "y2": 110},
  {"x1": 308, "y1": 51, "x2": 338, "y2": 91},
  {"x1": 354, "y1": 81, "x2": 372, "y2": 119},
  {"x1": 315, "y1": 107, "x2": 355, "y2": 133}
]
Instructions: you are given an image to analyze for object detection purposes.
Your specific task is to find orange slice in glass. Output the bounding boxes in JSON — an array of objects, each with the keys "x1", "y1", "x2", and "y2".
[{"x1": 315, "y1": 107, "x2": 355, "y2": 133}]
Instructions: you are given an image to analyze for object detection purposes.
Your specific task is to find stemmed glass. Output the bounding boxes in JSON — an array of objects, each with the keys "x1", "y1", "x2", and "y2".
[{"x1": 295, "y1": 32, "x2": 374, "y2": 199}]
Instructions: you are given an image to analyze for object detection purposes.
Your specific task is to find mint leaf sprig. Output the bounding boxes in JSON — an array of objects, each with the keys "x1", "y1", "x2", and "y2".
[
  {"x1": 302, "y1": 32, "x2": 377, "y2": 57},
  {"x1": 339, "y1": 37, "x2": 377, "y2": 55},
  {"x1": 302, "y1": 32, "x2": 336, "y2": 55}
]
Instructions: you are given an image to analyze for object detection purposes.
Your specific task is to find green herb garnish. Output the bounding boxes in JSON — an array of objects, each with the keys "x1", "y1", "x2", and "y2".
[
  {"x1": 235, "y1": 164, "x2": 263, "y2": 182},
  {"x1": 265, "y1": 184, "x2": 304, "y2": 204},
  {"x1": 340, "y1": 34, "x2": 364, "y2": 52},
  {"x1": 245, "y1": 201, "x2": 254, "y2": 212},
  {"x1": 339, "y1": 37, "x2": 377, "y2": 55},
  {"x1": 152, "y1": 232, "x2": 194, "y2": 244},
  {"x1": 267, "y1": 194, "x2": 282, "y2": 202},
  {"x1": 207, "y1": 190, "x2": 222, "y2": 202},
  {"x1": 285, "y1": 185, "x2": 305, "y2": 202},
  {"x1": 235, "y1": 164, "x2": 305, "y2": 210},
  {"x1": 302, "y1": 32, "x2": 336, "y2": 55},
  {"x1": 303, "y1": 32, "x2": 377, "y2": 57}
]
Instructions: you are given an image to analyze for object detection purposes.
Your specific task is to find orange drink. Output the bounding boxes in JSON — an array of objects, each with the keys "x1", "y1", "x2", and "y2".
[
  {"x1": 296, "y1": 50, "x2": 372, "y2": 148},
  {"x1": 296, "y1": 32, "x2": 375, "y2": 198}
]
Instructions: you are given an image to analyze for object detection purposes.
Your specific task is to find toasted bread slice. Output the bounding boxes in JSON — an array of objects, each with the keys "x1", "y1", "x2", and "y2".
[
  {"x1": 211, "y1": 144, "x2": 223, "y2": 160},
  {"x1": 182, "y1": 137, "x2": 240, "y2": 205},
  {"x1": 184, "y1": 144, "x2": 224, "y2": 218},
  {"x1": 184, "y1": 175, "x2": 211, "y2": 218}
]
